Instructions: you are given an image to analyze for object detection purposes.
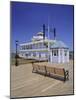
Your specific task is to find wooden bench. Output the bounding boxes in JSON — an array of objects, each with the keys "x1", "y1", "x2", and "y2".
[
  {"x1": 32, "y1": 63, "x2": 69, "y2": 81},
  {"x1": 32, "y1": 63, "x2": 47, "y2": 76}
]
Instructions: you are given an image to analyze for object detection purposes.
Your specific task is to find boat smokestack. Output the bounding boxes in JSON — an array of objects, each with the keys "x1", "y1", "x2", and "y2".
[
  {"x1": 43, "y1": 24, "x2": 45, "y2": 40},
  {"x1": 54, "y1": 28, "x2": 56, "y2": 40}
]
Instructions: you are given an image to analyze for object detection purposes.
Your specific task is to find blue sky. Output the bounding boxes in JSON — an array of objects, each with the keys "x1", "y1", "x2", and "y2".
[{"x1": 11, "y1": 2, "x2": 74, "y2": 52}]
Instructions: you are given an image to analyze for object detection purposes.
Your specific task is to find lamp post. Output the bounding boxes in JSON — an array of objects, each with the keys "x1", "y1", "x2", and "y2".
[{"x1": 15, "y1": 40, "x2": 19, "y2": 66}]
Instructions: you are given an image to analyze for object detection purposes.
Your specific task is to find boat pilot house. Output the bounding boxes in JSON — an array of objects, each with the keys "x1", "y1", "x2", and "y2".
[{"x1": 19, "y1": 31, "x2": 69, "y2": 63}]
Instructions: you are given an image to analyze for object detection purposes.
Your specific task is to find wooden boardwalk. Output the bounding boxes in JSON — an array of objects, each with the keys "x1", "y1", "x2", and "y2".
[{"x1": 10, "y1": 60, "x2": 74, "y2": 98}]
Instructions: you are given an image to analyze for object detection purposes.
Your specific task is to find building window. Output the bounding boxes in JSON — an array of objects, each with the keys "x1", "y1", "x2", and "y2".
[
  {"x1": 54, "y1": 51, "x2": 56, "y2": 56},
  {"x1": 52, "y1": 49, "x2": 58, "y2": 56},
  {"x1": 64, "y1": 50, "x2": 67, "y2": 56}
]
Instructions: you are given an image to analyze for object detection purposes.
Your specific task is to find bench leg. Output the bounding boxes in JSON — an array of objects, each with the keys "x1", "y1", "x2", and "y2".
[
  {"x1": 65, "y1": 71, "x2": 69, "y2": 80},
  {"x1": 63, "y1": 69, "x2": 66, "y2": 82},
  {"x1": 64, "y1": 76, "x2": 66, "y2": 82},
  {"x1": 63, "y1": 70, "x2": 69, "y2": 82}
]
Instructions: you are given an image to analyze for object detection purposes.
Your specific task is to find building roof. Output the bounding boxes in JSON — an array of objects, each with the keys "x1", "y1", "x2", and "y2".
[{"x1": 51, "y1": 40, "x2": 68, "y2": 48}]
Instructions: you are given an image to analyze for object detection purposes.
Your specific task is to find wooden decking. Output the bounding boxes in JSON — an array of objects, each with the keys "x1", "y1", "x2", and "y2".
[{"x1": 10, "y1": 60, "x2": 74, "y2": 98}]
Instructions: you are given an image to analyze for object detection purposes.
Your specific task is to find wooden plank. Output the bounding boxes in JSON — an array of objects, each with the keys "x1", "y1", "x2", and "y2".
[
  {"x1": 54, "y1": 68, "x2": 64, "y2": 76},
  {"x1": 46, "y1": 66, "x2": 55, "y2": 74}
]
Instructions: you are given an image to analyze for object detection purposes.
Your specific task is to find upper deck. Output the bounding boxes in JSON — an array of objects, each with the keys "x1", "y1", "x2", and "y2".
[{"x1": 19, "y1": 40, "x2": 56, "y2": 51}]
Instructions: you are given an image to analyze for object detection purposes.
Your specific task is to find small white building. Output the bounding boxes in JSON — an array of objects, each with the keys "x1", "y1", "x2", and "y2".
[{"x1": 19, "y1": 32, "x2": 69, "y2": 63}]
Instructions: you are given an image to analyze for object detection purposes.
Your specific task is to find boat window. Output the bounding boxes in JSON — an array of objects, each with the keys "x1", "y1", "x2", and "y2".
[
  {"x1": 33, "y1": 52, "x2": 36, "y2": 57},
  {"x1": 39, "y1": 53, "x2": 41, "y2": 58}
]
